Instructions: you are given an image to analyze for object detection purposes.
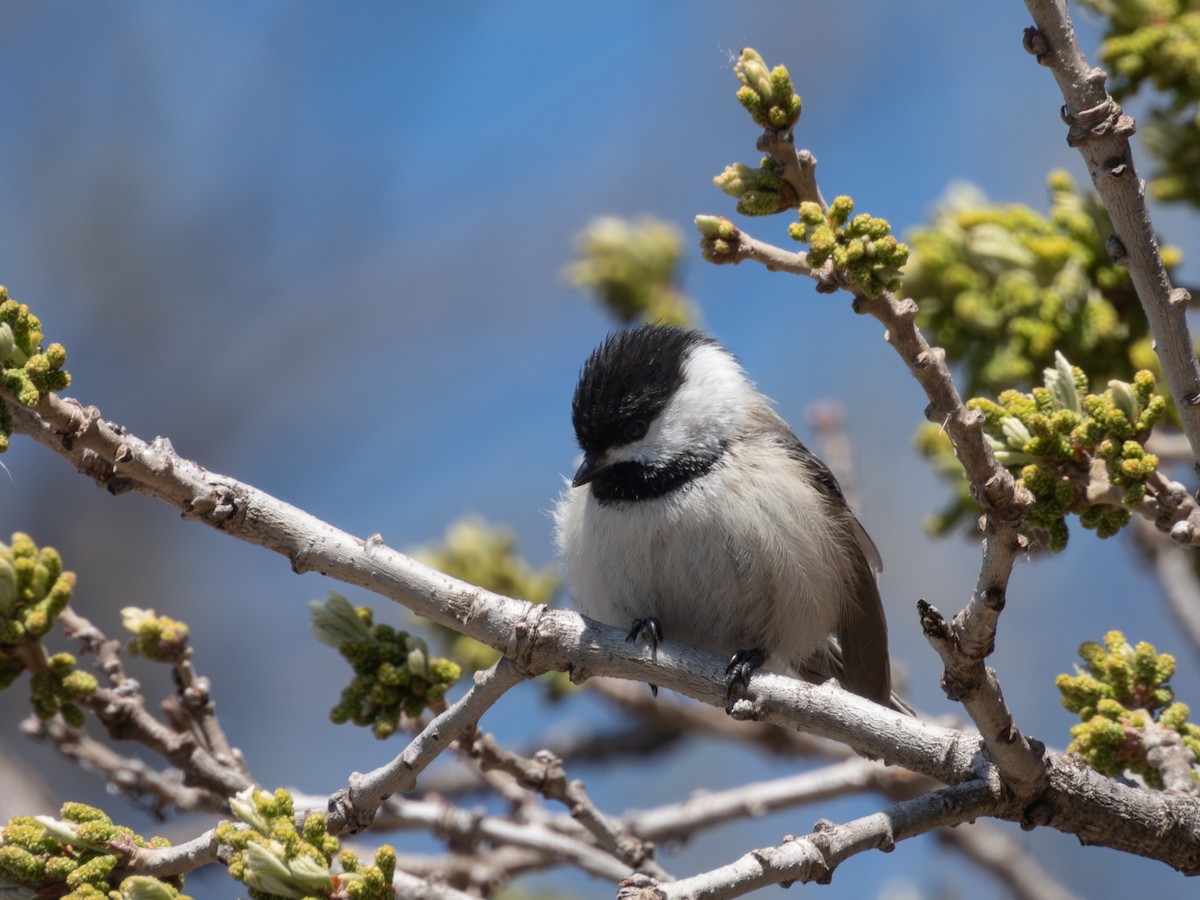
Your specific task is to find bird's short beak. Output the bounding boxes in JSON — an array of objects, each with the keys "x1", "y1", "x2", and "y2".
[{"x1": 572, "y1": 451, "x2": 611, "y2": 488}]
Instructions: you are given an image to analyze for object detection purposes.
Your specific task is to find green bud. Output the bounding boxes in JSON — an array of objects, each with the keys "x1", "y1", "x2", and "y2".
[
  {"x1": 33, "y1": 816, "x2": 79, "y2": 846},
  {"x1": 1107, "y1": 379, "x2": 1139, "y2": 424},
  {"x1": 229, "y1": 788, "x2": 271, "y2": 834},
  {"x1": 243, "y1": 842, "x2": 304, "y2": 899},
  {"x1": 309, "y1": 594, "x2": 376, "y2": 649},
  {"x1": 1044, "y1": 352, "x2": 1082, "y2": 414},
  {"x1": 713, "y1": 162, "x2": 755, "y2": 197},
  {"x1": 1000, "y1": 416, "x2": 1032, "y2": 450},
  {"x1": 61, "y1": 670, "x2": 98, "y2": 698},
  {"x1": 0, "y1": 556, "x2": 15, "y2": 616},
  {"x1": 0, "y1": 845, "x2": 46, "y2": 882},
  {"x1": 694, "y1": 215, "x2": 736, "y2": 237},
  {"x1": 734, "y1": 48, "x2": 772, "y2": 98},
  {"x1": 64, "y1": 853, "x2": 116, "y2": 887},
  {"x1": 287, "y1": 853, "x2": 333, "y2": 893},
  {"x1": 406, "y1": 646, "x2": 427, "y2": 679},
  {"x1": 118, "y1": 876, "x2": 178, "y2": 900}
]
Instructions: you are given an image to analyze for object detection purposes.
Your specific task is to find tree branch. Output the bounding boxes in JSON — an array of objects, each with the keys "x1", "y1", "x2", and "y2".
[
  {"x1": 329, "y1": 656, "x2": 526, "y2": 834},
  {"x1": 20, "y1": 714, "x2": 212, "y2": 817},
  {"x1": 9, "y1": 390, "x2": 1200, "y2": 875},
  {"x1": 56, "y1": 607, "x2": 251, "y2": 800},
  {"x1": 466, "y1": 731, "x2": 671, "y2": 880},
  {"x1": 1132, "y1": 516, "x2": 1200, "y2": 657},
  {"x1": 636, "y1": 779, "x2": 1003, "y2": 899},
  {"x1": 624, "y1": 757, "x2": 899, "y2": 844},
  {"x1": 1022, "y1": 0, "x2": 1200, "y2": 474}
]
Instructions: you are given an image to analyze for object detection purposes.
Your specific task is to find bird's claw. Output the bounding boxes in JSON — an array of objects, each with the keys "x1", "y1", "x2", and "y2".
[
  {"x1": 626, "y1": 617, "x2": 663, "y2": 649},
  {"x1": 725, "y1": 648, "x2": 765, "y2": 699},
  {"x1": 627, "y1": 617, "x2": 664, "y2": 697}
]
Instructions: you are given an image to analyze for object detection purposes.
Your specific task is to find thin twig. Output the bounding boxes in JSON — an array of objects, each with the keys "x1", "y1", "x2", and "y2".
[
  {"x1": 1131, "y1": 516, "x2": 1200, "y2": 658},
  {"x1": 467, "y1": 732, "x2": 671, "y2": 880},
  {"x1": 169, "y1": 650, "x2": 246, "y2": 777},
  {"x1": 758, "y1": 128, "x2": 826, "y2": 210},
  {"x1": 20, "y1": 715, "x2": 213, "y2": 816},
  {"x1": 360, "y1": 793, "x2": 638, "y2": 883},
  {"x1": 389, "y1": 872, "x2": 480, "y2": 900},
  {"x1": 57, "y1": 607, "x2": 251, "y2": 800},
  {"x1": 416, "y1": 719, "x2": 684, "y2": 800},
  {"x1": 386, "y1": 845, "x2": 558, "y2": 894},
  {"x1": 624, "y1": 757, "x2": 901, "y2": 843},
  {"x1": 329, "y1": 656, "x2": 527, "y2": 834}
]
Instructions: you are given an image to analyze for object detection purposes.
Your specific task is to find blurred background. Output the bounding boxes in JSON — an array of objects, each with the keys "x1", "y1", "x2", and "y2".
[{"x1": 1, "y1": 2, "x2": 1198, "y2": 897}]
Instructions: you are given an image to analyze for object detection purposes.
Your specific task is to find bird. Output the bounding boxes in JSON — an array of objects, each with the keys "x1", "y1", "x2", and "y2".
[{"x1": 554, "y1": 324, "x2": 902, "y2": 710}]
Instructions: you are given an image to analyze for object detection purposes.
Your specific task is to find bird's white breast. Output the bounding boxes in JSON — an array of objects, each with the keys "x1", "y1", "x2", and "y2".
[{"x1": 554, "y1": 436, "x2": 853, "y2": 668}]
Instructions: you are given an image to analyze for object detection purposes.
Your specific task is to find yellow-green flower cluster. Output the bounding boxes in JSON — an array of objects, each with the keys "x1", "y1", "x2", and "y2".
[
  {"x1": 0, "y1": 533, "x2": 75, "y2": 646},
  {"x1": 564, "y1": 217, "x2": 695, "y2": 326},
  {"x1": 0, "y1": 803, "x2": 184, "y2": 899},
  {"x1": 0, "y1": 287, "x2": 71, "y2": 452},
  {"x1": 967, "y1": 354, "x2": 1165, "y2": 550},
  {"x1": 788, "y1": 197, "x2": 909, "y2": 297},
  {"x1": 218, "y1": 788, "x2": 395, "y2": 900},
  {"x1": 29, "y1": 651, "x2": 97, "y2": 726},
  {"x1": 1056, "y1": 631, "x2": 1200, "y2": 788},
  {"x1": 310, "y1": 594, "x2": 461, "y2": 739},
  {"x1": 713, "y1": 157, "x2": 791, "y2": 217},
  {"x1": 415, "y1": 517, "x2": 558, "y2": 673},
  {"x1": 121, "y1": 607, "x2": 190, "y2": 663},
  {"x1": 903, "y1": 174, "x2": 1177, "y2": 396},
  {"x1": 0, "y1": 534, "x2": 91, "y2": 721},
  {"x1": 1078, "y1": 0, "x2": 1200, "y2": 205},
  {"x1": 732, "y1": 48, "x2": 802, "y2": 131},
  {"x1": 333, "y1": 845, "x2": 396, "y2": 900},
  {"x1": 218, "y1": 788, "x2": 337, "y2": 900}
]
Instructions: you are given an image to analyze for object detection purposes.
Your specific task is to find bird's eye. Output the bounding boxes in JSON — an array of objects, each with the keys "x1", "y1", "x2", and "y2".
[{"x1": 624, "y1": 419, "x2": 649, "y2": 442}]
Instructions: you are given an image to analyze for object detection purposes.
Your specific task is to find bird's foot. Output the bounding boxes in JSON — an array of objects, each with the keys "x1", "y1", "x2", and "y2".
[
  {"x1": 627, "y1": 617, "x2": 664, "y2": 697},
  {"x1": 627, "y1": 617, "x2": 663, "y2": 649},
  {"x1": 725, "y1": 648, "x2": 765, "y2": 700}
]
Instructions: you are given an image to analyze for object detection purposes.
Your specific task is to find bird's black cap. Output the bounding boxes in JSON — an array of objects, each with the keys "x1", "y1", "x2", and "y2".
[{"x1": 571, "y1": 325, "x2": 712, "y2": 459}]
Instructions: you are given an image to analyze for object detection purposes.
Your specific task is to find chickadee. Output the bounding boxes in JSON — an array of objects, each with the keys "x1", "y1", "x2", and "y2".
[{"x1": 555, "y1": 324, "x2": 901, "y2": 709}]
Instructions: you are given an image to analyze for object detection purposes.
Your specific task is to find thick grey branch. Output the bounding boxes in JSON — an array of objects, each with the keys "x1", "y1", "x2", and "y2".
[
  {"x1": 1022, "y1": 0, "x2": 1200, "y2": 474},
  {"x1": 642, "y1": 779, "x2": 1003, "y2": 899}
]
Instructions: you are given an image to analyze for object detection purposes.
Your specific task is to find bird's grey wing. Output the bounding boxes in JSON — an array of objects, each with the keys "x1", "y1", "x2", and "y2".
[
  {"x1": 761, "y1": 410, "x2": 883, "y2": 572},
  {"x1": 832, "y1": 562, "x2": 902, "y2": 710},
  {"x1": 756, "y1": 408, "x2": 898, "y2": 709},
  {"x1": 795, "y1": 632, "x2": 913, "y2": 715}
]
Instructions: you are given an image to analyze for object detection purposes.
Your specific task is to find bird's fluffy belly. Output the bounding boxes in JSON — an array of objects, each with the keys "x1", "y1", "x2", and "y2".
[{"x1": 556, "y1": 458, "x2": 846, "y2": 666}]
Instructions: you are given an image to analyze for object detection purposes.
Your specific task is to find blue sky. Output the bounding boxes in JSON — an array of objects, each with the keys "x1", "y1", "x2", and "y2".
[{"x1": 1, "y1": 3, "x2": 1197, "y2": 898}]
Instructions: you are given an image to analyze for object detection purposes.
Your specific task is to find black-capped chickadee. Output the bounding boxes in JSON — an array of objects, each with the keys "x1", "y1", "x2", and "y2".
[{"x1": 555, "y1": 324, "x2": 903, "y2": 710}]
